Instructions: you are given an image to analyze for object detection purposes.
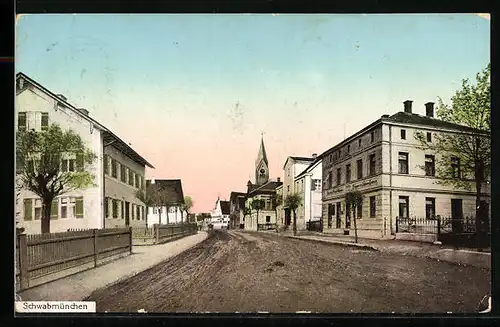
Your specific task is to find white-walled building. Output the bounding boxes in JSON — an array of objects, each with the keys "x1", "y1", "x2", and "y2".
[
  {"x1": 210, "y1": 197, "x2": 231, "y2": 224},
  {"x1": 294, "y1": 157, "x2": 323, "y2": 230},
  {"x1": 321, "y1": 100, "x2": 491, "y2": 239},
  {"x1": 16, "y1": 72, "x2": 153, "y2": 234},
  {"x1": 146, "y1": 179, "x2": 185, "y2": 226}
]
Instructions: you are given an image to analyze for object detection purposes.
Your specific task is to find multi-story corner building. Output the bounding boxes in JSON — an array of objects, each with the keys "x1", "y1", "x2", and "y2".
[
  {"x1": 146, "y1": 179, "x2": 185, "y2": 226},
  {"x1": 294, "y1": 156, "x2": 323, "y2": 230},
  {"x1": 279, "y1": 155, "x2": 316, "y2": 228},
  {"x1": 16, "y1": 72, "x2": 153, "y2": 234},
  {"x1": 321, "y1": 100, "x2": 491, "y2": 239}
]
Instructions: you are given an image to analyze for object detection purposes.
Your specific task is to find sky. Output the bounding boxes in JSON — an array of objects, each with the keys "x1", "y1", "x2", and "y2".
[{"x1": 15, "y1": 14, "x2": 490, "y2": 213}]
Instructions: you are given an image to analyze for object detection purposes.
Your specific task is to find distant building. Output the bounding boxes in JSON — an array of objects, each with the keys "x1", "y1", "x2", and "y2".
[
  {"x1": 16, "y1": 72, "x2": 153, "y2": 234},
  {"x1": 210, "y1": 197, "x2": 231, "y2": 224},
  {"x1": 229, "y1": 191, "x2": 246, "y2": 229},
  {"x1": 146, "y1": 179, "x2": 185, "y2": 226},
  {"x1": 321, "y1": 100, "x2": 491, "y2": 239}
]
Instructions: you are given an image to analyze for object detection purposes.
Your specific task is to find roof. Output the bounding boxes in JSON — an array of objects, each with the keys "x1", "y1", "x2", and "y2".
[
  {"x1": 255, "y1": 136, "x2": 268, "y2": 166},
  {"x1": 220, "y1": 201, "x2": 231, "y2": 215},
  {"x1": 283, "y1": 156, "x2": 315, "y2": 169},
  {"x1": 295, "y1": 156, "x2": 323, "y2": 180},
  {"x1": 319, "y1": 110, "x2": 488, "y2": 158},
  {"x1": 16, "y1": 72, "x2": 154, "y2": 169},
  {"x1": 247, "y1": 180, "x2": 283, "y2": 197},
  {"x1": 146, "y1": 179, "x2": 185, "y2": 205},
  {"x1": 230, "y1": 191, "x2": 246, "y2": 202}
]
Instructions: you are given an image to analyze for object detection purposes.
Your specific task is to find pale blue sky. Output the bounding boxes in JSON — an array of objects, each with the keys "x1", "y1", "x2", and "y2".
[{"x1": 16, "y1": 14, "x2": 490, "y2": 212}]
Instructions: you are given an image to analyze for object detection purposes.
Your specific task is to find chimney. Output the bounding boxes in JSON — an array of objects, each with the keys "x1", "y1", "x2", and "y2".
[
  {"x1": 77, "y1": 108, "x2": 89, "y2": 116},
  {"x1": 277, "y1": 177, "x2": 281, "y2": 182},
  {"x1": 56, "y1": 94, "x2": 67, "y2": 102},
  {"x1": 312, "y1": 153, "x2": 317, "y2": 158},
  {"x1": 381, "y1": 114, "x2": 390, "y2": 118},
  {"x1": 403, "y1": 100, "x2": 413, "y2": 113},
  {"x1": 425, "y1": 102, "x2": 435, "y2": 118}
]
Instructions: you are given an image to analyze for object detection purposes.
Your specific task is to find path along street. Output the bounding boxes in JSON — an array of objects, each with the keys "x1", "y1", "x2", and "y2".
[{"x1": 86, "y1": 230, "x2": 490, "y2": 313}]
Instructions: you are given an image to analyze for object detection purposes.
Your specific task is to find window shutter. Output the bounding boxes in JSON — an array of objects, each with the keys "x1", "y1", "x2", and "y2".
[
  {"x1": 75, "y1": 197, "x2": 84, "y2": 218},
  {"x1": 23, "y1": 199, "x2": 32, "y2": 221},
  {"x1": 41, "y1": 113, "x2": 49, "y2": 130},
  {"x1": 51, "y1": 199, "x2": 58, "y2": 219},
  {"x1": 104, "y1": 155, "x2": 109, "y2": 175},
  {"x1": 18, "y1": 112, "x2": 27, "y2": 131},
  {"x1": 76, "y1": 153, "x2": 84, "y2": 172}
]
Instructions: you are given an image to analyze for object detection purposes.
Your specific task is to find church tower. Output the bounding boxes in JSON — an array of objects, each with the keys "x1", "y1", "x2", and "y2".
[{"x1": 255, "y1": 135, "x2": 269, "y2": 186}]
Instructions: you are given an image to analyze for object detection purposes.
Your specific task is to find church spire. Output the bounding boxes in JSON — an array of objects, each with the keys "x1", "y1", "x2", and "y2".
[
  {"x1": 255, "y1": 133, "x2": 269, "y2": 186},
  {"x1": 256, "y1": 133, "x2": 268, "y2": 166}
]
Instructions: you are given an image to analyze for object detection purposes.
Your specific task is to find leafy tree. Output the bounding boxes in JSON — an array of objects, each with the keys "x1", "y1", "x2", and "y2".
[
  {"x1": 284, "y1": 193, "x2": 301, "y2": 236},
  {"x1": 345, "y1": 190, "x2": 364, "y2": 243},
  {"x1": 251, "y1": 199, "x2": 266, "y2": 230},
  {"x1": 272, "y1": 194, "x2": 283, "y2": 230},
  {"x1": 180, "y1": 196, "x2": 193, "y2": 224},
  {"x1": 16, "y1": 124, "x2": 96, "y2": 234},
  {"x1": 415, "y1": 63, "x2": 490, "y2": 250},
  {"x1": 242, "y1": 205, "x2": 252, "y2": 228},
  {"x1": 135, "y1": 183, "x2": 161, "y2": 229}
]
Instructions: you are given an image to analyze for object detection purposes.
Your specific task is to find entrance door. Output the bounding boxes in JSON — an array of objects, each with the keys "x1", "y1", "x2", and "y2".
[
  {"x1": 327, "y1": 204, "x2": 333, "y2": 228},
  {"x1": 125, "y1": 201, "x2": 130, "y2": 226},
  {"x1": 345, "y1": 204, "x2": 351, "y2": 229},
  {"x1": 284, "y1": 208, "x2": 291, "y2": 226},
  {"x1": 336, "y1": 202, "x2": 341, "y2": 228},
  {"x1": 451, "y1": 199, "x2": 463, "y2": 233}
]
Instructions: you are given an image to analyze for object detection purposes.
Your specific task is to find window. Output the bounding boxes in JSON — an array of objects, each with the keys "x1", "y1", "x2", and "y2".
[
  {"x1": 336, "y1": 168, "x2": 341, "y2": 185},
  {"x1": 18, "y1": 112, "x2": 27, "y2": 131},
  {"x1": 451, "y1": 156, "x2": 461, "y2": 178},
  {"x1": 121, "y1": 165, "x2": 127, "y2": 183},
  {"x1": 61, "y1": 197, "x2": 68, "y2": 219},
  {"x1": 111, "y1": 159, "x2": 118, "y2": 178},
  {"x1": 104, "y1": 155, "x2": 109, "y2": 175},
  {"x1": 61, "y1": 157, "x2": 76, "y2": 172},
  {"x1": 398, "y1": 152, "x2": 409, "y2": 174},
  {"x1": 398, "y1": 196, "x2": 409, "y2": 218},
  {"x1": 425, "y1": 197, "x2": 436, "y2": 220},
  {"x1": 135, "y1": 174, "x2": 140, "y2": 188},
  {"x1": 347, "y1": 145, "x2": 350, "y2": 154},
  {"x1": 357, "y1": 202, "x2": 363, "y2": 219},
  {"x1": 369, "y1": 154, "x2": 376, "y2": 176},
  {"x1": 311, "y1": 179, "x2": 322, "y2": 191},
  {"x1": 357, "y1": 159, "x2": 363, "y2": 179},
  {"x1": 105, "y1": 198, "x2": 109, "y2": 218},
  {"x1": 370, "y1": 131, "x2": 374, "y2": 143},
  {"x1": 41, "y1": 113, "x2": 49, "y2": 131},
  {"x1": 140, "y1": 176, "x2": 144, "y2": 189},
  {"x1": 128, "y1": 170, "x2": 134, "y2": 186},
  {"x1": 75, "y1": 197, "x2": 84, "y2": 218},
  {"x1": 136, "y1": 205, "x2": 141, "y2": 220},
  {"x1": 400, "y1": 129, "x2": 406, "y2": 140},
  {"x1": 112, "y1": 199, "x2": 118, "y2": 218},
  {"x1": 425, "y1": 155, "x2": 435, "y2": 176},
  {"x1": 23, "y1": 199, "x2": 32, "y2": 221},
  {"x1": 358, "y1": 139, "x2": 362, "y2": 147},
  {"x1": 346, "y1": 164, "x2": 351, "y2": 183},
  {"x1": 266, "y1": 216, "x2": 271, "y2": 223},
  {"x1": 287, "y1": 185, "x2": 290, "y2": 192},
  {"x1": 369, "y1": 196, "x2": 376, "y2": 218},
  {"x1": 34, "y1": 199, "x2": 42, "y2": 220},
  {"x1": 327, "y1": 171, "x2": 332, "y2": 189},
  {"x1": 121, "y1": 200, "x2": 124, "y2": 219},
  {"x1": 426, "y1": 132, "x2": 432, "y2": 142}
]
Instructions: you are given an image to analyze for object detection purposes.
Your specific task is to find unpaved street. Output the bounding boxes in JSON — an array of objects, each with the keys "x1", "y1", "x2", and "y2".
[{"x1": 86, "y1": 231, "x2": 490, "y2": 313}]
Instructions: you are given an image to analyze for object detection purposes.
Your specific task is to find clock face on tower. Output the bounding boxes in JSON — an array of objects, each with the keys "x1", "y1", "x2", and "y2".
[{"x1": 260, "y1": 169, "x2": 265, "y2": 174}]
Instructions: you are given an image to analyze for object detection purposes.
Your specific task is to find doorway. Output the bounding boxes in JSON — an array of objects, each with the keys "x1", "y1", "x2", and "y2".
[
  {"x1": 284, "y1": 208, "x2": 291, "y2": 226},
  {"x1": 451, "y1": 199, "x2": 463, "y2": 233},
  {"x1": 336, "y1": 202, "x2": 341, "y2": 228},
  {"x1": 345, "y1": 204, "x2": 351, "y2": 229}
]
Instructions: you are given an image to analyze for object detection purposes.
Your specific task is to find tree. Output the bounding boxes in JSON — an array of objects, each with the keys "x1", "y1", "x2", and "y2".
[
  {"x1": 180, "y1": 196, "x2": 193, "y2": 224},
  {"x1": 16, "y1": 124, "x2": 96, "y2": 234},
  {"x1": 284, "y1": 193, "x2": 301, "y2": 236},
  {"x1": 415, "y1": 63, "x2": 490, "y2": 250},
  {"x1": 242, "y1": 205, "x2": 252, "y2": 228},
  {"x1": 272, "y1": 194, "x2": 283, "y2": 230},
  {"x1": 251, "y1": 199, "x2": 265, "y2": 230},
  {"x1": 135, "y1": 183, "x2": 161, "y2": 229},
  {"x1": 345, "y1": 190, "x2": 364, "y2": 243}
]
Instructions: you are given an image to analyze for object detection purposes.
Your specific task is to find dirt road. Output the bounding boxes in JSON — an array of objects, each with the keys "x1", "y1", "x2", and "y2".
[{"x1": 86, "y1": 230, "x2": 490, "y2": 313}]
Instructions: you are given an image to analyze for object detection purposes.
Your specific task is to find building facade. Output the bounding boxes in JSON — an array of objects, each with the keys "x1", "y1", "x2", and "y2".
[
  {"x1": 146, "y1": 179, "x2": 185, "y2": 226},
  {"x1": 321, "y1": 100, "x2": 491, "y2": 239},
  {"x1": 294, "y1": 157, "x2": 323, "y2": 230},
  {"x1": 16, "y1": 72, "x2": 153, "y2": 234},
  {"x1": 229, "y1": 191, "x2": 246, "y2": 229}
]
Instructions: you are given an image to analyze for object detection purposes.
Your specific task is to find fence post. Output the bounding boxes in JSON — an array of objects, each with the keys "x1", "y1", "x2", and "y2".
[
  {"x1": 395, "y1": 217, "x2": 398, "y2": 233},
  {"x1": 437, "y1": 217, "x2": 441, "y2": 236},
  {"x1": 155, "y1": 224, "x2": 159, "y2": 244},
  {"x1": 18, "y1": 234, "x2": 29, "y2": 290},
  {"x1": 93, "y1": 229, "x2": 98, "y2": 268},
  {"x1": 129, "y1": 227, "x2": 133, "y2": 254}
]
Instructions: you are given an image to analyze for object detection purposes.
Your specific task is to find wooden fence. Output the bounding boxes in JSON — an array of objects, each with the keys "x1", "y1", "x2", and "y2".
[
  {"x1": 15, "y1": 227, "x2": 132, "y2": 291},
  {"x1": 132, "y1": 223, "x2": 197, "y2": 245}
]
